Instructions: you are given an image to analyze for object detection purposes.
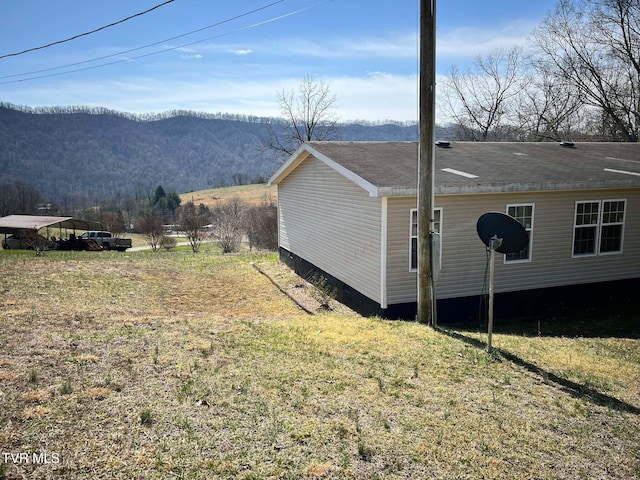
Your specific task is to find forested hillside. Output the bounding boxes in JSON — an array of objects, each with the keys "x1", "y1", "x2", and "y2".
[{"x1": 0, "y1": 104, "x2": 424, "y2": 201}]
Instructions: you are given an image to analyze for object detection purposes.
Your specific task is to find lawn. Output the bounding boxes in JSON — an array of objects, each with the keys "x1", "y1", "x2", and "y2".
[{"x1": 0, "y1": 251, "x2": 638, "y2": 479}]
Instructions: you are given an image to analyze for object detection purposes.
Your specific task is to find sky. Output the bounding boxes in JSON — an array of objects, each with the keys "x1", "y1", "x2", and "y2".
[{"x1": 0, "y1": 0, "x2": 559, "y2": 122}]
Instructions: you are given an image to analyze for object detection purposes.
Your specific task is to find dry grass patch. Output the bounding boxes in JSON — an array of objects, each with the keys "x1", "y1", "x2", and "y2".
[
  {"x1": 305, "y1": 462, "x2": 336, "y2": 477},
  {"x1": 85, "y1": 387, "x2": 111, "y2": 400},
  {"x1": 0, "y1": 370, "x2": 18, "y2": 381},
  {"x1": 71, "y1": 354, "x2": 100, "y2": 364},
  {"x1": 0, "y1": 251, "x2": 638, "y2": 479},
  {"x1": 22, "y1": 406, "x2": 50, "y2": 419},
  {"x1": 21, "y1": 390, "x2": 50, "y2": 403},
  {"x1": 182, "y1": 183, "x2": 276, "y2": 208}
]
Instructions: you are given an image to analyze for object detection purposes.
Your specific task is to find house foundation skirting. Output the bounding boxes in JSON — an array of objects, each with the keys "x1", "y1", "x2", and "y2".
[
  {"x1": 279, "y1": 248, "x2": 640, "y2": 323},
  {"x1": 278, "y1": 248, "x2": 383, "y2": 317}
]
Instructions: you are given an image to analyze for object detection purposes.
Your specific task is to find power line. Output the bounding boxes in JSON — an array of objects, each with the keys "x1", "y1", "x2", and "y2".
[
  {"x1": 0, "y1": 1, "x2": 333, "y2": 85},
  {"x1": 0, "y1": 0, "x2": 176, "y2": 60},
  {"x1": 0, "y1": 0, "x2": 286, "y2": 82}
]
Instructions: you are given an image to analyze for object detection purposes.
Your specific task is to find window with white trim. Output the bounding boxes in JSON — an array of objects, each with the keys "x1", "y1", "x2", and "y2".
[
  {"x1": 505, "y1": 204, "x2": 534, "y2": 263},
  {"x1": 572, "y1": 200, "x2": 625, "y2": 257},
  {"x1": 410, "y1": 208, "x2": 442, "y2": 272}
]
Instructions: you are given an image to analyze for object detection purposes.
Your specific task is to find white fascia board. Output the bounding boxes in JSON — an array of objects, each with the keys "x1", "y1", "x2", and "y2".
[
  {"x1": 267, "y1": 143, "x2": 310, "y2": 186},
  {"x1": 377, "y1": 187, "x2": 418, "y2": 197},
  {"x1": 269, "y1": 143, "x2": 380, "y2": 196}
]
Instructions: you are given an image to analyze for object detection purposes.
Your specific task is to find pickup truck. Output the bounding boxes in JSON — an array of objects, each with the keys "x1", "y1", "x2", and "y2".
[{"x1": 79, "y1": 231, "x2": 132, "y2": 251}]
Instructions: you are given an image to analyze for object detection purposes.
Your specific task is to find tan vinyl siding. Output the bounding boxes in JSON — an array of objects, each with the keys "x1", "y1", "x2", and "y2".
[
  {"x1": 385, "y1": 189, "x2": 640, "y2": 303},
  {"x1": 386, "y1": 197, "x2": 418, "y2": 304},
  {"x1": 278, "y1": 155, "x2": 383, "y2": 304}
]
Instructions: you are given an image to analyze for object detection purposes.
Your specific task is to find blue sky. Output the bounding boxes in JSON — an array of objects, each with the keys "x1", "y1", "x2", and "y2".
[{"x1": 0, "y1": 0, "x2": 558, "y2": 122}]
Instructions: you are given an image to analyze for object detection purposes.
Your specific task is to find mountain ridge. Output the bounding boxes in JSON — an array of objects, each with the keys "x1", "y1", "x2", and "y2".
[{"x1": 0, "y1": 104, "x2": 427, "y2": 201}]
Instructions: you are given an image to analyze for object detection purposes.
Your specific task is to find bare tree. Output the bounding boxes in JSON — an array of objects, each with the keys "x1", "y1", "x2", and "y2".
[
  {"x1": 266, "y1": 75, "x2": 340, "y2": 156},
  {"x1": 532, "y1": 0, "x2": 640, "y2": 141},
  {"x1": 211, "y1": 197, "x2": 245, "y2": 254},
  {"x1": 100, "y1": 211, "x2": 126, "y2": 237},
  {"x1": 137, "y1": 213, "x2": 164, "y2": 252},
  {"x1": 0, "y1": 183, "x2": 14, "y2": 217},
  {"x1": 178, "y1": 201, "x2": 210, "y2": 253},
  {"x1": 0, "y1": 182, "x2": 43, "y2": 216},
  {"x1": 515, "y1": 66, "x2": 585, "y2": 141},
  {"x1": 442, "y1": 47, "x2": 524, "y2": 141},
  {"x1": 244, "y1": 198, "x2": 278, "y2": 251}
]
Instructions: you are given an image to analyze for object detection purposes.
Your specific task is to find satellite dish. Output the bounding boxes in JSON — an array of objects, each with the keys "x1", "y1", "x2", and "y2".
[
  {"x1": 476, "y1": 212, "x2": 528, "y2": 254},
  {"x1": 475, "y1": 212, "x2": 529, "y2": 352}
]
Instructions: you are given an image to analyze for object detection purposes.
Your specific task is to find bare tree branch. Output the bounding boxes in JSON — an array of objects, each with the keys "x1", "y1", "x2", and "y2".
[
  {"x1": 441, "y1": 47, "x2": 524, "y2": 141},
  {"x1": 533, "y1": 0, "x2": 639, "y2": 141},
  {"x1": 265, "y1": 75, "x2": 340, "y2": 156}
]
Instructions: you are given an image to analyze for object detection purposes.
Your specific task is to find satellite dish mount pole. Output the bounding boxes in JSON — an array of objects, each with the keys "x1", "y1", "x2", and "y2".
[
  {"x1": 477, "y1": 211, "x2": 528, "y2": 353},
  {"x1": 487, "y1": 235, "x2": 502, "y2": 352}
]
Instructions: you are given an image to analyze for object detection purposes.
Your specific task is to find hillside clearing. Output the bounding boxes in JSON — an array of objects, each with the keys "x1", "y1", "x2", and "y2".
[
  {"x1": 181, "y1": 184, "x2": 276, "y2": 209},
  {"x1": 0, "y1": 251, "x2": 638, "y2": 479}
]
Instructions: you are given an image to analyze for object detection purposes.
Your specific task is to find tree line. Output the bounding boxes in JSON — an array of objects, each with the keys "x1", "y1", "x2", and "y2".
[
  {"x1": 0, "y1": 102, "x2": 280, "y2": 125},
  {"x1": 0, "y1": 180, "x2": 278, "y2": 255}
]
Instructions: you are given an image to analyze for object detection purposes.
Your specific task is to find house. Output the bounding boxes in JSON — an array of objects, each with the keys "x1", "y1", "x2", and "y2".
[{"x1": 268, "y1": 141, "x2": 640, "y2": 321}]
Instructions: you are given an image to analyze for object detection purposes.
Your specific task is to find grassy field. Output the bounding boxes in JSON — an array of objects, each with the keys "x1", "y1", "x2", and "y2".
[
  {"x1": 0, "y1": 250, "x2": 638, "y2": 479},
  {"x1": 181, "y1": 184, "x2": 276, "y2": 209}
]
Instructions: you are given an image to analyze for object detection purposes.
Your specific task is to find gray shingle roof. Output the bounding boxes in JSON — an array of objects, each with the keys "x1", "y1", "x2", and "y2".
[{"x1": 298, "y1": 141, "x2": 640, "y2": 195}]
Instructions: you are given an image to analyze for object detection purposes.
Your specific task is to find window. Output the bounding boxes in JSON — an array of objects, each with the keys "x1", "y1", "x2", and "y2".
[
  {"x1": 505, "y1": 204, "x2": 534, "y2": 263},
  {"x1": 410, "y1": 210, "x2": 417, "y2": 271},
  {"x1": 410, "y1": 208, "x2": 442, "y2": 272},
  {"x1": 573, "y1": 200, "x2": 625, "y2": 257},
  {"x1": 600, "y1": 200, "x2": 625, "y2": 253}
]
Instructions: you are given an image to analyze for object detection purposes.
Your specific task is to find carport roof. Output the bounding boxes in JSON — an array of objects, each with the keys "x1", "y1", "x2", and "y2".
[{"x1": 0, "y1": 215, "x2": 103, "y2": 234}]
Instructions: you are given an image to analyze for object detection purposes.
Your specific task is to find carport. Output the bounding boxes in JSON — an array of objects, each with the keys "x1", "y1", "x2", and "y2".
[{"x1": 0, "y1": 215, "x2": 104, "y2": 250}]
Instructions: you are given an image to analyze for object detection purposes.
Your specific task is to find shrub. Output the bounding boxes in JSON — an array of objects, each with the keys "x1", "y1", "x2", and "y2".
[{"x1": 159, "y1": 235, "x2": 177, "y2": 251}]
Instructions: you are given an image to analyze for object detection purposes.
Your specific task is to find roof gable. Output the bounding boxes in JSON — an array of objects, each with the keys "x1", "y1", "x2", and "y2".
[{"x1": 269, "y1": 143, "x2": 382, "y2": 196}]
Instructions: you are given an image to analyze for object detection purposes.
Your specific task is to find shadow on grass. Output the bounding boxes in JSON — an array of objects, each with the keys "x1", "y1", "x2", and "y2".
[
  {"x1": 447, "y1": 304, "x2": 639, "y2": 339},
  {"x1": 439, "y1": 328, "x2": 640, "y2": 415}
]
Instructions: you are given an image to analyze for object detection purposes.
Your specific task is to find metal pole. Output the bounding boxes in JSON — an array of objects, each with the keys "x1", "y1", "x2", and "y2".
[
  {"x1": 417, "y1": 0, "x2": 436, "y2": 325},
  {"x1": 487, "y1": 236, "x2": 502, "y2": 352},
  {"x1": 487, "y1": 245, "x2": 495, "y2": 351}
]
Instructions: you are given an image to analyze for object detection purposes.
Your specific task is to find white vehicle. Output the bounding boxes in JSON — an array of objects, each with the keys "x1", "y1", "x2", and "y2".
[{"x1": 78, "y1": 231, "x2": 132, "y2": 251}]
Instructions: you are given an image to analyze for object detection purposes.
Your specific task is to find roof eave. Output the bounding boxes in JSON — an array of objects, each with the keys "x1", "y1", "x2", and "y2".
[
  {"x1": 435, "y1": 180, "x2": 640, "y2": 195},
  {"x1": 376, "y1": 180, "x2": 640, "y2": 197}
]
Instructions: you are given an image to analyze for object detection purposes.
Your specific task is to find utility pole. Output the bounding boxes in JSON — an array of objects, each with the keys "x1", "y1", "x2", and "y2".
[{"x1": 417, "y1": 0, "x2": 436, "y2": 326}]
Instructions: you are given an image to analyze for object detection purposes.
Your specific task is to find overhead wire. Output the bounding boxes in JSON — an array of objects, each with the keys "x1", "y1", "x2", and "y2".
[
  {"x1": 0, "y1": 0, "x2": 333, "y2": 85},
  {"x1": 0, "y1": 0, "x2": 286, "y2": 81},
  {"x1": 0, "y1": 0, "x2": 176, "y2": 60}
]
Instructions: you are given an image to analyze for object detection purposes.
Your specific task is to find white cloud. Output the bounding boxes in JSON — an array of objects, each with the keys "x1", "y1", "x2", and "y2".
[
  {"x1": 231, "y1": 49, "x2": 253, "y2": 56},
  {"x1": 329, "y1": 73, "x2": 418, "y2": 122},
  {"x1": 437, "y1": 20, "x2": 539, "y2": 61},
  {"x1": 261, "y1": 33, "x2": 418, "y2": 59},
  {"x1": 4, "y1": 72, "x2": 421, "y2": 122}
]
